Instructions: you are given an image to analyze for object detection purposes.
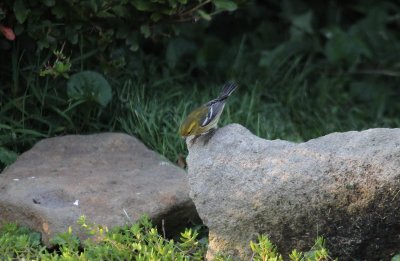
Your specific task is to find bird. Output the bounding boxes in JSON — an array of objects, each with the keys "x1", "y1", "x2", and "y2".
[{"x1": 179, "y1": 82, "x2": 238, "y2": 145}]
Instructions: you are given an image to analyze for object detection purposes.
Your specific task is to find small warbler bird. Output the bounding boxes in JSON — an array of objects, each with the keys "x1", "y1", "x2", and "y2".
[{"x1": 179, "y1": 82, "x2": 238, "y2": 144}]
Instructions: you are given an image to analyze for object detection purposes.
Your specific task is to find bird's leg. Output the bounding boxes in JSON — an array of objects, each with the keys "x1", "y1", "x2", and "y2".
[
  {"x1": 203, "y1": 128, "x2": 217, "y2": 145},
  {"x1": 190, "y1": 135, "x2": 201, "y2": 146}
]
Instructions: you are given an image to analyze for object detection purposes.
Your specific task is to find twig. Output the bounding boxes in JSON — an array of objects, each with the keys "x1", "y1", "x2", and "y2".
[
  {"x1": 123, "y1": 208, "x2": 132, "y2": 223},
  {"x1": 179, "y1": 0, "x2": 211, "y2": 17},
  {"x1": 162, "y1": 219, "x2": 166, "y2": 238},
  {"x1": 392, "y1": 189, "x2": 400, "y2": 202}
]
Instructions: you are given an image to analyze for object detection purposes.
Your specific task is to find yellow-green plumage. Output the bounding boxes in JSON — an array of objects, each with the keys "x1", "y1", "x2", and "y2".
[
  {"x1": 179, "y1": 104, "x2": 224, "y2": 137},
  {"x1": 179, "y1": 82, "x2": 237, "y2": 139}
]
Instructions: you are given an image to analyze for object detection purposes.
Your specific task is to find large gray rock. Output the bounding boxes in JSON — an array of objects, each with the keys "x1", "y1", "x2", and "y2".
[
  {"x1": 187, "y1": 124, "x2": 400, "y2": 260},
  {"x1": 0, "y1": 133, "x2": 198, "y2": 244}
]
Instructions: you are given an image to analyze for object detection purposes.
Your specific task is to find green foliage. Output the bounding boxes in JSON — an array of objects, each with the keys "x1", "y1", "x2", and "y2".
[
  {"x1": 216, "y1": 235, "x2": 334, "y2": 261},
  {"x1": 67, "y1": 71, "x2": 112, "y2": 107},
  {"x1": 249, "y1": 234, "x2": 283, "y2": 260},
  {"x1": 214, "y1": 0, "x2": 238, "y2": 12},
  {"x1": 40, "y1": 45, "x2": 72, "y2": 78},
  {"x1": 0, "y1": 215, "x2": 207, "y2": 260},
  {"x1": 252, "y1": 1, "x2": 400, "y2": 70},
  {"x1": 0, "y1": 66, "x2": 114, "y2": 169},
  {"x1": 0, "y1": 222, "x2": 43, "y2": 259},
  {"x1": 301, "y1": 237, "x2": 332, "y2": 261},
  {"x1": 0, "y1": 0, "x2": 239, "y2": 52},
  {"x1": 2, "y1": 218, "x2": 400, "y2": 260},
  {"x1": 0, "y1": 146, "x2": 18, "y2": 166},
  {"x1": 50, "y1": 226, "x2": 80, "y2": 253},
  {"x1": 77, "y1": 215, "x2": 206, "y2": 260}
]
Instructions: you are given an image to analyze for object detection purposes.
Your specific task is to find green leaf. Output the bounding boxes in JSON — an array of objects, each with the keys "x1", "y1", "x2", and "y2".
[
  {"x1": 42, "y1": 0, "x2": 55, "y2": 7},
  {"x1": 129, "y1": 43, "x2": 139, "y2": 52},
  {"x1": 67, "y1": 71, "x2": 112, "y2": 107},
  {"x1": 290, "y1": 11, "x2": 313, "y2": 38},
  {"x1": 140, "y1": 24, "x2": 151, "y2": 38},
  {"x1": 213, "y1": 0, "x2": 238, "y2": 11},
  {"x1": 150, "y1": 12, "x2": 162, "y2": 22},
  {"x1": 132, "y1": 0, "x2": 155, "y2": 11},
  {"x1": 0, "y1": 147, "x2": 18, "y2": 166},
  {"x1": 112, "y1": 6, "x2": 129, "y2": 17},
  {"x1": 392, "y1": 254, "x2": 400, "y2": 261},
  {"x1": 126, "y1": 33, "x2": 139, "y2": 51},
  {"x1": 196, "y1": 10, "x2": 212, "y2": 21},
  {"x1": 13, "y1": 0, "x2": 31, "y2": 24},
  {"x1": 51, "y1": 5, "x2": 65, "y2": 18},
  {"x1": 324, "y1": 27, "x2": 372, "y2": 65},
  {"x1": 97, "y1": 10, "x2": 115, "y2": 18}
]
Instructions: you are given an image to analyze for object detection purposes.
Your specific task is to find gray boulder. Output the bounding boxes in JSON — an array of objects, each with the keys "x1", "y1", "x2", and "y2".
[
  {"x1": 187, "y1": 124, "x2": 400, "y2": 260},
  {"x1": 0, "y1": 133, "x2": 198, "y2": 245}
]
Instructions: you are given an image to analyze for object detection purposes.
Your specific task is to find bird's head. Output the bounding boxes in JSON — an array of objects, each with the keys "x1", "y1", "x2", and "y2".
[{"x1": 179, "y1": 120, "x2": 197, "y2": 137}]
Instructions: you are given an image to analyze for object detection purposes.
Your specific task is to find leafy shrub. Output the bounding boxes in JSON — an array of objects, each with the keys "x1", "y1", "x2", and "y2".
[
  {"x1": 214, "y1": 235, "x2": 334, "y2": 261},
  {"x1": 0, "y1": 222, "x2": 42, "y2": 259},
  {"x1": 0, "y1": 0, "x2": 239, "y2": 52},
  {"x1": 0, "y1": 215, "x2": 333, "y2": 260},
  {"x1": 0, "y1": 215, "x2": 207, "y2": 260}
]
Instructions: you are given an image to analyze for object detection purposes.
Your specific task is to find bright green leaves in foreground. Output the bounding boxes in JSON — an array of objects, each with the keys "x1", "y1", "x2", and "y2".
[
  {"x1": 1, "y1": 215, "x2": 332, "y2": 260},
  {"x1": 2, "y1": 216, "x2": 328, "y2": 260},
  {"x1": 0, "y1": 215, "x2": 206, "y2": 260},
  {"x1": 2, "y1": 217, "x2": 400, "y2": 260},
  {"x1": 217, "y1": 235, "x2": 333, "y2": 261},
  {"x1": 0, "y1": 223, "x2": 42, "y2": 260}
]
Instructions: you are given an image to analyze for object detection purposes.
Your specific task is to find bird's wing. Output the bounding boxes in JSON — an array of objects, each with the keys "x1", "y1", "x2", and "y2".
[{"x1": 200, "y1": 100, "x2": 225, "y2": 127}]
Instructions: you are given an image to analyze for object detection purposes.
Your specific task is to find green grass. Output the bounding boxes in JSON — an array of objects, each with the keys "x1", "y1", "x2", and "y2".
[
  {"x1": 1, "y1": 53, "x2": 400, "y2": 168},
  {"x1": 105, "y1": 57, "x2": 400, "y2": 163}
]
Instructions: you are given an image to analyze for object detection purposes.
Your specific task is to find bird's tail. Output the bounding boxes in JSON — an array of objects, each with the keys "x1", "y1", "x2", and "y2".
[{"x1": 217, "y1": 82, "x2": 238, "y2": 101}]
